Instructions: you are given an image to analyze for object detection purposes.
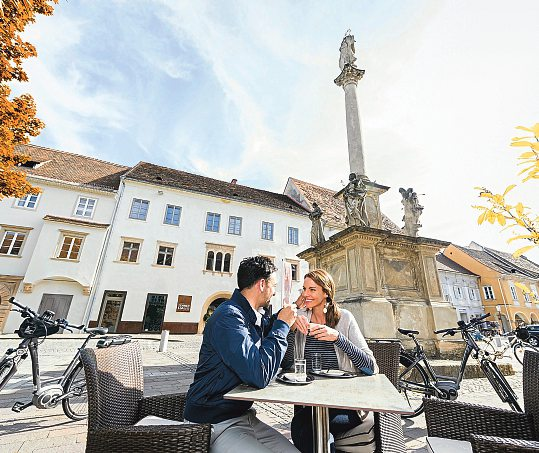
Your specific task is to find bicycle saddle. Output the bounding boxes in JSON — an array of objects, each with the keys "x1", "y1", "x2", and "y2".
[
  {"x1": 85, "y1": 327, "x2": 109, "y2": 335},
  {"x1": 398, "y1": 328, "x2": 419, "y2": 336}
]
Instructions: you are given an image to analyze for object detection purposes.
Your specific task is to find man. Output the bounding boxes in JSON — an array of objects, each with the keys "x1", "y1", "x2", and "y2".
[{"x1": 185, "y1": 256, "x2": 299, "y2": 452}]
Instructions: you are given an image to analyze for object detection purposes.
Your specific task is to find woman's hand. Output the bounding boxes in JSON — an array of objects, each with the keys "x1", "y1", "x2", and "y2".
[
  {"x1": 308, "y1": 323, "x2": 339, "y2": 342},
  {"x1": 291, "y1": 315, "x2": 309, "y2": 334},
  {"x1": 295, "y1": 293, "x2": 306, "y2": 309}
]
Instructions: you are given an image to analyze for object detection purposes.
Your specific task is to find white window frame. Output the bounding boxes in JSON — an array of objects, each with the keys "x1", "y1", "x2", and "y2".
[
  {"x1": 74, "y1": 196, "x2": 97, "y2": 218},
  {"x1": 14, "y1": 193, "x2": 40, "y2": 210},
  {"x1": 55, "y1": 230, "x2": 88, "y2": 261},
  {"x1": 261, "y1": 221, "x2": 274, "y2": 241},
  {"x1": 288, "y1": 227, "x2": 299, "y2": 245},
  {"x1": 468, "y1": 288, "x2": 476, "y2": 300},
  {"x1": 483, "y1": 285, "x2": 495, "y2": 300},
  {"x1": 510, "y1": 285, "x2": 518, "y2": 301},
  {"x1": 228, "y1": 216, "x2": 242, "y2": 236},
  {"x1": 129, "y1": 198, "x2": 150, "y2": 221},
  {"x1": 117, "y1": 237, "x2": 143, "y2": 264},
  {"x1": 286, "y1": 259, "x2": 300, "y2": 281},
  {"x1": 163, "y1": 204, "x2": 182, "y2": 226},
  {"x1": 0, "y1": 227, "x2": 30, "y2": 257},
  {"x1": 154, "y1": 242, "x2": 177, "y2": 267},
  {"x1": 453, "y1": 286, "x2": 463, "y2": 299}
]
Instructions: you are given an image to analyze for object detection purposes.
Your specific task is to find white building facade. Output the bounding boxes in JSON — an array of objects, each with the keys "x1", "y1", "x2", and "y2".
[
  {"x1": 1, "y1": 146, "x2": 311, "y2": 334},
  {"x1": 436, "y1": 253, "x2": 484, "y2": 323}
]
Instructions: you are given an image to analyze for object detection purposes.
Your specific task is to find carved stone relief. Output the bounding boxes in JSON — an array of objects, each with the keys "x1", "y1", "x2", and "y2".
[
  {"x1": 347, "y1": 247, "x2": 360, "y2": 291},
  {"x1": 323, "y1": 256, "x2": 348, "y2": 292},
  {"x1": 423, "y1": 255, "x2": 441, "y2": 298},
  {"x1": 382, "y1": 257, "x2": 417, "y2": 290},
  {"x1": 360, "y1": 246, "x2": 377, "y2": 291}
]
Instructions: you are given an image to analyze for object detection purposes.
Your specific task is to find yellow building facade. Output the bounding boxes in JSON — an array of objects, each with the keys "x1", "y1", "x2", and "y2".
[{"x1": 444, "y1": 243, "x2": 539, "y2": 331}]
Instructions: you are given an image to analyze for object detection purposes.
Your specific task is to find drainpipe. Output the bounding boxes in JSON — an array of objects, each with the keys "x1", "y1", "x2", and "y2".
[
  {"x1": 497, "y1": 277, "x2": 511, "y2": 332},
  {"x1": 82, "y1": 176, "x2": 126, "y2": 326}
]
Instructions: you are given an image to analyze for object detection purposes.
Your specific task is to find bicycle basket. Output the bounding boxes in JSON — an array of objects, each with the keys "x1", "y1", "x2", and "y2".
[{"x1": 16, "y1": 318, "x2": 60, "y2": 338}]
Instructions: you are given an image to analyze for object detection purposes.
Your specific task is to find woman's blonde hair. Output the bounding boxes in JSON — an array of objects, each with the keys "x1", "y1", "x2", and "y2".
[{"x1": 304, "y1": 269, "x2": 341, "y2": 328}]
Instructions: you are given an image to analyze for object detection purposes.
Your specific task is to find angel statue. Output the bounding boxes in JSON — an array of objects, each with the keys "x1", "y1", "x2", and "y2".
[
  {"x1": 339, "y1": 30, "x2": 357, "y2": 70},
  {"x1": 309, "y1": 202, "x2": 325, "y2": 246},
  {"x1": 344, "y1": 173, "x2": 369, "y2": 227},
  {"x1": 399, "y1": 187, "x2": 424, "y2": 237}
]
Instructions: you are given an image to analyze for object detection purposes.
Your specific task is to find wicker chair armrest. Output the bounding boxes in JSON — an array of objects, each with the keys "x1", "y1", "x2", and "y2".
[
  {"x1": 424, "y1": 399, "x2": 534, "y2": 441},
  {"x1": 139, "y1": 393, "x2": 187, "y2": 422},
  {"x1": 86, "y1": 424, "x2": 211, "y2": 453},
  {"x1": 471, "y1": 435, "x2": 539, "y2": 453},
  {"x1": 374, "y1": 412, "x2": 406, "y2": 453}
]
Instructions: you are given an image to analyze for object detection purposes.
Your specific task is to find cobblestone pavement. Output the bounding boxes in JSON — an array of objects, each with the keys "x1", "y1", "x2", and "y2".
[{"x1": 0, "y1": 334, "x2": 524, "y2": 453}]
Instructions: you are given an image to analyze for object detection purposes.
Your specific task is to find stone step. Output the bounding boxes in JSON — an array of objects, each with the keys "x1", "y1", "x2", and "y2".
[{"x1": 403, "y1": 360, "x2": 515, "y2": 379}]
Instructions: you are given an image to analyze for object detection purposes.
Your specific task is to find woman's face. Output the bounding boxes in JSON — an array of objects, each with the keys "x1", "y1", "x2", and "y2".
[{"x1": 302, "y1": 277, "x2": 327, "y2": 310}]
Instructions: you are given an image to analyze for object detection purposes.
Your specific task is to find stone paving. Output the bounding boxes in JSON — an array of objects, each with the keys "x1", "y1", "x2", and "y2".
[{"x1": 0, "y1": 334, "x2": 524, "y2": 453}]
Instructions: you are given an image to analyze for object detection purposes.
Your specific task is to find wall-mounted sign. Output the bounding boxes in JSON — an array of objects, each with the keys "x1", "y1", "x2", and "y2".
[{"x1": 177, "y1": 295, "x2": 192, "y2": 312}]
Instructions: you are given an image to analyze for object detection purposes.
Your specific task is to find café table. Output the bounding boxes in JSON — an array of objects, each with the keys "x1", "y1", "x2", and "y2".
[{"x1": 224, "y1": 373, "x2": 414, "y2": 453}]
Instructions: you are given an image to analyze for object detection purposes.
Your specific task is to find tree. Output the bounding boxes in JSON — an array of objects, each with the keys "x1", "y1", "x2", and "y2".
[{"x1": 0, "y1": 0, "x2": 57, "y2": 199}]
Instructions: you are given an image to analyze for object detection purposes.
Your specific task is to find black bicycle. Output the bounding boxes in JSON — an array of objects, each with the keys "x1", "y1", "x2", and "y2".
[
  {"x1": 0, "y1": 297, "x2": 128, "y2": 420},
  {"x1": 398, "y1": 313, "x2": 522, "y2": 418}
]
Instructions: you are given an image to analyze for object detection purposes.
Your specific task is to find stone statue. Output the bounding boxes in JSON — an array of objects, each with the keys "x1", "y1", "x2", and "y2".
[
  {"x1": 339, "y1": 31, "x2": 357, "y2": 70},
  {"x1": 309, "y1": 202, "x2": 325, "y2": 246},
  {"x1": 399, "y1": 187, "x2": 423, "y2": 237},
  {"x1": 344, "y1": 173, "x2": 369, "y2": 227}
]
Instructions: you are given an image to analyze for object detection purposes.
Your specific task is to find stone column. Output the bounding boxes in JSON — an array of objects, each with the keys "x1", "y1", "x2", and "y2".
[{"x1": 335, "y1": 65, "x2": 366, "y2": 177}]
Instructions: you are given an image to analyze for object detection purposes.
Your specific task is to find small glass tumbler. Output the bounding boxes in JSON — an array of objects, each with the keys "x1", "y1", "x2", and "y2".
[
  {"x1": 312, "y1": 353, "x2": 322, "y2": 373},
  {"x1": 294, "y1": 358, "x2": 307, "y2": 382}
]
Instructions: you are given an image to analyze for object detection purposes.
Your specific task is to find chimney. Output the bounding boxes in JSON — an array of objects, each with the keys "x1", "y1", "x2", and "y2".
[{"x1": 230, "y1": 178, "x2": 237, "y2": 185}]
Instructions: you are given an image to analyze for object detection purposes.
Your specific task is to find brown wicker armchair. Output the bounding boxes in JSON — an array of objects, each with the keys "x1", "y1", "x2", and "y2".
[
  {"x1": 80, "y1": 341, "x2": 211, "y2": 453},
  {"x1": 424, "y1": 350, "x2": 539, "y2": 453},
  {"x1": 368, "y1": 341, "x2": 406, "y2": 453}
]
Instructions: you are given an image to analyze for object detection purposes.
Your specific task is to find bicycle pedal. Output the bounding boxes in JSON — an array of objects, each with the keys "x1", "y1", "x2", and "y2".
[{"x1": 12, "y1": 401, "x2": 32, "y2": 412}]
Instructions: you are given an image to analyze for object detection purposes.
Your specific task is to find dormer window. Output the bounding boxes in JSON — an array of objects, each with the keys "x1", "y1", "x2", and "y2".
[{"x1": 17, "y1": 160, "x2": 41, "y2": 169}]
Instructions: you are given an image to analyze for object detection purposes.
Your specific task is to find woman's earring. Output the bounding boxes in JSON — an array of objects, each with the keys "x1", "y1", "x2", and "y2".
[{"x1": 323, "y1": 299, "x2": 329, "y2": 314}]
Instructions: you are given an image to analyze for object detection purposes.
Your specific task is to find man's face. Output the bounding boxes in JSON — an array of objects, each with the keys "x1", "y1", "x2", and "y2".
[{"x1": 261, "y1": 273, "x2": 277, "y2": 308}]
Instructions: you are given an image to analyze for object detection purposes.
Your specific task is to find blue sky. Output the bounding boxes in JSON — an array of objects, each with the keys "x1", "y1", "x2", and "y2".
[{"x1": 14, "y1": 0, "x2": 539, "y2": 260}]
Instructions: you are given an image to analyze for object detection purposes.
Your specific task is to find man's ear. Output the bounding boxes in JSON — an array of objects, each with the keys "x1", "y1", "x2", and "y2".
[{"x1": 258, "y1": 278, "x2": 265, "y2": 292}]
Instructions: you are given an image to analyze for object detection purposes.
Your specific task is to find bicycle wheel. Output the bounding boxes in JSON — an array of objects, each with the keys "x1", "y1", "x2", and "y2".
[
  {"x1": 62, "y1": 361, "x2": 87, "y2": 420},
  {"x1": 0, "y1": 359, "x2": 17, "y2": 391},
  {"x1": 399, "y1": 353, "x2": 431, "y2": 418},
  {"x1": 513, "y1": 343, "x2": 525, "y2": 366},
  {"x1": 480, "y1": 359, "x2": 522, "y2": 412}
]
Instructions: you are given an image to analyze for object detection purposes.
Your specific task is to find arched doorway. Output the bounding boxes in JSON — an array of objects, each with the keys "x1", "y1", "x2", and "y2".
[
  {"x1": 203, "y1": 298, "x2": 227, "y2": 322},
  {"x1": 197, "y1": 292, "x2": 232, "y2": 333},
  {"x1": 514, "y1": 313, "x2": 528, "y2": 327},
  {"x1": 0, "y1": 280, "x2": 22, "y2": 333}
]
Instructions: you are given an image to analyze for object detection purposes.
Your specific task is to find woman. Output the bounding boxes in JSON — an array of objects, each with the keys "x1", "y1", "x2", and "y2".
[{"x1": 283, "y1": 269, "x2": 378, "y2": 453}]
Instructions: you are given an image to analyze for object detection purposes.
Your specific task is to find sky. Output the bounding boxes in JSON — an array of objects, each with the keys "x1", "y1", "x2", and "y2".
[{"x1": 13, "y1": 0, "x2": 539, "y2": 261}]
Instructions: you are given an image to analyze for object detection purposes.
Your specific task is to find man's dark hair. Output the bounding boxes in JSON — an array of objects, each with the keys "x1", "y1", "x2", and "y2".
[{"x1": 237, "y1": 256, "x2": 277, "y2": 291}]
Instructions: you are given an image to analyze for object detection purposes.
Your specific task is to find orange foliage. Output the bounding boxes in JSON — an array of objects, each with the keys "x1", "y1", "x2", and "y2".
[{"x1": 0, "y1": 0, "x2": 57, "y2": 198}]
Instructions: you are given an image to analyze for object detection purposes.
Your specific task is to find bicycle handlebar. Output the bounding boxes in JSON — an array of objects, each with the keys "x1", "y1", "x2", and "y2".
[
  {"x1": 9, "y1": 297, "x2": 85, "y2": 332},
  {"x1": 434, "y1": 313, "x2": 491, "y2": 335}
]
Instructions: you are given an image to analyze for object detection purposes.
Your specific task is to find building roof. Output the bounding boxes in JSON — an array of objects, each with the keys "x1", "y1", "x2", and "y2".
[
  {"x1": 453, "y1": 243, "x2": 539, "y2": 279},
  {"x1": 124, "y1": 162, "x2": 309, "y2": 216},
  {"x1": 15, "y1": 144, "x2": 130, "y2": 191},
  {"x1": 287, "y1": 177, "x2": 401, "y2": 233},
  {"x1": 436, "y1": 253, "x2": 477, "y2": 276}
]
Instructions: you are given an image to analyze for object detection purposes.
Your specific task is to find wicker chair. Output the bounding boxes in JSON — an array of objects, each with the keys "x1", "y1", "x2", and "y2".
[
  {"x1": 368, "y1": 341, "x2": 406, "y2": 453},
  {"x1": 424, "y1": 350, "x2": 539, "y2": 453},
  {"x1": 80, "y1": 341, "x2": 211, "y2": 453}
]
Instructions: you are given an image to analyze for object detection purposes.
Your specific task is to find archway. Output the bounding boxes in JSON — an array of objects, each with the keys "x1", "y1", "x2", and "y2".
[
  {"x1": 197, "y1": 292, "x2": 232, "y2": 333},
  {"x1": 530, "y1": 313, "x2": 539, "y2": 324},
  {"x1": 514, "y1": 312, "x2": 529, "y2": 327}
]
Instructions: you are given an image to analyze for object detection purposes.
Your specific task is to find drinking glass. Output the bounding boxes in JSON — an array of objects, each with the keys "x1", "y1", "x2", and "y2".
[
  {"x1": 312, "y1": 353, "x2": 322, "y2": 373},
  {"x1": 294, "y1": 359, "x2": 307, "y2": 382}
]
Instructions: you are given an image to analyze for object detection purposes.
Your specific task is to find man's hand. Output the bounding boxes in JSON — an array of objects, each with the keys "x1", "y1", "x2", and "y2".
[
  {"x1": 291, "y1": 315, "x2": 309, "y2": 334},
  {"x1": 278, "y1": 303, "x2": 297, "y2": 327},
  {"x1": 308, "y1": 323, "x2": 339, "y2": 342}
]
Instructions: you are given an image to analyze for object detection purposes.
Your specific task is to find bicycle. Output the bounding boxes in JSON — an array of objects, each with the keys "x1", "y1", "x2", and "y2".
[
  {"x1": 398, "y1": 313, "x2": 522, "y2": 418},
  {"x1": 481, "y1": 327, "x2": 539, "y2": 365},
  {"x1": 0, "y1": 297, "x2": 129, "y2": 420}
]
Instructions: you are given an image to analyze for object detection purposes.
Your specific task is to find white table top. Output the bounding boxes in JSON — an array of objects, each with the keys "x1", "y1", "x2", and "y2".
[{"x1": 225, "y1": 374, "x2": 414, "y2": 415}]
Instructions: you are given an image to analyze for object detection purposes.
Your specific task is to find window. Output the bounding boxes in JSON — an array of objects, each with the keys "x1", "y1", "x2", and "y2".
[
  {"x1": 483, "y1": 285, "x2": 495, "y2": 300},
  {"x1": 205, "y1": 212, "x2": 221, "y2": 232},
  {"x1": 262, "y1": 222, "x2": 274, "y2": 240},
  {"x1": 204, "y1": 243, "x2": 234, "y2": 274},
  {"x1": 164, "y1": 205, "x2": 182, "y2": 226},
  {"x1": 524, "y1": 292, "x2": 531, "y2": 303},
  {"x1": 532, "y1": 286, "x2": 539, "y2": 301},
  {"x1": 16, "y1": 193, "x2": 40, "y2": 209},
  {"x1": 57, "y1": 235, "x2": 84, "y2": 260},
  {"x1": 0, "y1": 230, "x2": 26, "y2": 256},
  {"x1": 129, "y1": 199, "x2": 150, "y2": 220},
  {"x1": 291, "y1": 263, "x2": 299, "y2": 281},
  {"x1": 120, "y1": 241, "x2": 141, "y2": 263},
  {"x1": 288, "y1": 227, "x2": 299, "y2": 245},
  {"x1": 74, "y1": 196, "x2": 96, "y2": 217},
  {"x1": 453, "y1": 286, "x2": 462, "y2": 299},
  {"x1": 156, "y1": 245, "x2": 175, "y2": 266},
  {"x1": 468, "y1": 288, "x2": 477, "y2": 300},
  {"x1": 510, "y1": 285, "x2": 518, "y2": 300},
  {"x1": 228, "y1": 216, "x2": 242, "y2": 235}
]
